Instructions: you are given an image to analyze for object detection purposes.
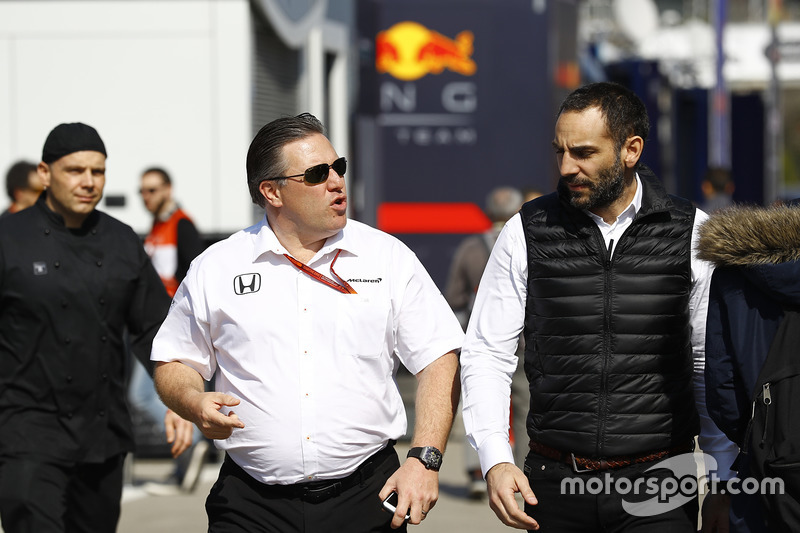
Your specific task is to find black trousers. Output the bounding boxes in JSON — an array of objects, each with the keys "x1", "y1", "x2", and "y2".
[
  {"x1": 207, "y1": 446, "x2": 406, "y2": 533},
  {"x1": 523, "y1": 452, "x2": 699, "y2": 533},
  {"x1": 0, "y1": 453, "x2": 125, "y2": 533}
]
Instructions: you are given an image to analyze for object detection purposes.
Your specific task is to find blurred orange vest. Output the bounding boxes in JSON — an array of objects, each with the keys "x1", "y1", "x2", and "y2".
[{"x1": 144, "y1": 208, "x2": 192, "y2": 297}]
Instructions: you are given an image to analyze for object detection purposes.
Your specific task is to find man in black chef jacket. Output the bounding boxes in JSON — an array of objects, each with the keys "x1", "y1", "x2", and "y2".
[{"x1": 0, "y1": 122, "x2": 193, "y2": 533}]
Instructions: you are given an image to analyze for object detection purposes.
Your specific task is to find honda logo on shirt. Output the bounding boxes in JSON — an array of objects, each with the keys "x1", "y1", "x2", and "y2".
[{"x1": 233, "y1": 273, "x2": 261, "y2": 295}]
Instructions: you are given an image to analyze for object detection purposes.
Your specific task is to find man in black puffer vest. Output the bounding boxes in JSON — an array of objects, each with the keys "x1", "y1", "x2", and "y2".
[{"x1": 460, "y1": 82, "x2": 738, "y2": 532}]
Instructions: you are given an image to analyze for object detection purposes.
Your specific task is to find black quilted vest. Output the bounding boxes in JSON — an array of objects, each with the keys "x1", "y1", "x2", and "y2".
[{"x1": 520, "y1": 170, "x2": 699, "y2": 457}]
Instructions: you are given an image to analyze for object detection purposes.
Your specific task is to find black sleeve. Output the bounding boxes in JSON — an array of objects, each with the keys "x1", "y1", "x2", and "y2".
[
  {"x1": 176, "y1": 218, "x2": 206, "y2": 283},
  {"x1": 704, "y1": 270, "x2": 747, "y2": 446},
  {"x1": 127, "y1": 245, "x2": 172, "y2": 376}
]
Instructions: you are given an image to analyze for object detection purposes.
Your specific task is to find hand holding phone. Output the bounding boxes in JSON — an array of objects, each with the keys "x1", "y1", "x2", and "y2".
[{"x1": 381, "y1": 491, "x2": 410, "y2": 521}]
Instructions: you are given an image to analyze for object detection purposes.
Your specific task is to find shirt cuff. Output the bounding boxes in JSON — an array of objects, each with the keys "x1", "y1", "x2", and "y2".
[{"x1": 477, "y1": 432, "x2": 516, "y2": 478}]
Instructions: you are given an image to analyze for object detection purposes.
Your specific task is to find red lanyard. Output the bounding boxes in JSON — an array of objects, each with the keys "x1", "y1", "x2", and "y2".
[{"x1": 284, "y1": 249, "x2": 357, "y2": 295}]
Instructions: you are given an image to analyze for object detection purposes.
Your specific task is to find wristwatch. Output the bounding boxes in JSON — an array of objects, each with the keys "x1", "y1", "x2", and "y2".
[{"x1": 406, "y1": 446, "x2": 443, "y2": 471}]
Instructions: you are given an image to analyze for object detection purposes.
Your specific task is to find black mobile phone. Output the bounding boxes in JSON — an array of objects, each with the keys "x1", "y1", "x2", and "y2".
[{"x1": 381, "y1": 492, "x2": 411, "y2": 521}]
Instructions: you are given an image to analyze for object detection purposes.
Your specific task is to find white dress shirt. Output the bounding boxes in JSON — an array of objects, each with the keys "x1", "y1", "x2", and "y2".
[
  {"x1": 460, "y1": 174, "x2": 738, "y2": 479},
  {"x1": 152, "y1": 217, "x2": 464, "y2": 485}
]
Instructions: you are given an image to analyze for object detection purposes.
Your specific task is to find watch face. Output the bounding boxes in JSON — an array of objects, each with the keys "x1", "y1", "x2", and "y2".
[
  {"x1": 420, "y1": 447, "x2": 442, "y2": 469},
  {"x1": 424, "y1": 448, "x2": 442, "y2": 464}
]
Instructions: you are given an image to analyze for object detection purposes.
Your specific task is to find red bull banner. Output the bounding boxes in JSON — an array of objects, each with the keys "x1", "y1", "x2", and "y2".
[
  {"x1": 355, "y1": 0, "x2": 575, "y2": 286},
  {"x1": 376, "y1": 21, "x2": 477, "y2": 81}
]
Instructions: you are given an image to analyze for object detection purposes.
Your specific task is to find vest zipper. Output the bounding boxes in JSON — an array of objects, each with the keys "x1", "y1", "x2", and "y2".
[{"x1": 596, "y1": 236, "x2": 614, "y2": 456}]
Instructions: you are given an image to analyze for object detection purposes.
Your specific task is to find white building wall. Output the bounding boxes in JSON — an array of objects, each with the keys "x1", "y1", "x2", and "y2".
[{"x1": 0, "y1": 0, "x2": 252, "y2": 234}]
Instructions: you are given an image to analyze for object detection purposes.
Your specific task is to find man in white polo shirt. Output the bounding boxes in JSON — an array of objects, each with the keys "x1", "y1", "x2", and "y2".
[{"x1": 152, "y1": 113, "x2": 463, "y2": 532}]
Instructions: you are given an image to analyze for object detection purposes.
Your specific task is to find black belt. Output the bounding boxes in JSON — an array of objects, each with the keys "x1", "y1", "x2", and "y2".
[{"x1": 222, "y1": 441, "x2": 396, "y2": 504}]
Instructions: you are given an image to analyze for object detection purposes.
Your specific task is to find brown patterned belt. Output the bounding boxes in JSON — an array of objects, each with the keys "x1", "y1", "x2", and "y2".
[{"x1": 529, "y1": 440, "x2": 694, "y2": 473}]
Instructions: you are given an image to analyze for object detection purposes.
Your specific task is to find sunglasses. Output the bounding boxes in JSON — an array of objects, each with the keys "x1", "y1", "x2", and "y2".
[{"x1": 263, "y1": 157, "x2": 346, "y2": 185}]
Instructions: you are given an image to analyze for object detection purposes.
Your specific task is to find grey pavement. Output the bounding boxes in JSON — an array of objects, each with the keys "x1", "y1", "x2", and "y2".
[{"x1": 118, "y1": 411, "x2": 509, "y2": 533}]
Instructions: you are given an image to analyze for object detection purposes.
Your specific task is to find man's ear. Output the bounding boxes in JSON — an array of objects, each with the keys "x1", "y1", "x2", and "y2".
[
  {"x1": 622, "y1": 136, "x2": 644, "y2": 169},
  {"x1": 259, "y1": 180, "x2": 283, "y2": 208},
  {"x1": 37, "y1": 162, "x2": 51, "y2": 188}
]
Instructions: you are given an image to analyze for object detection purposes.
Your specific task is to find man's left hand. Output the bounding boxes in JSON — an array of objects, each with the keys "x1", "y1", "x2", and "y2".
[
  {"x1": 164, "y1": 408, "x2": 194, "y2": 458},
  {"x1": 378, "y1": 457, "x2": 438, "y2": 528}
]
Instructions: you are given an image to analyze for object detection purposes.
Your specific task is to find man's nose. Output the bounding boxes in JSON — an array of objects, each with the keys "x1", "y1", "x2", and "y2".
[
  {"x1": 80, "y1": 170, "x2": 95, "y2": 187},
  {"x1": 558, "y1": 154, "x2": 579, "y2": 177},
  {"x1": 326, "y1": 166, "x2": 345, "y2": 189}
]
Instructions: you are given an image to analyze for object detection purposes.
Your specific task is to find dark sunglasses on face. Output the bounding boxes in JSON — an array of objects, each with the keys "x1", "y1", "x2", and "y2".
[{"x1": 262, "y1": 157, "x2": 346, "y2": 185}]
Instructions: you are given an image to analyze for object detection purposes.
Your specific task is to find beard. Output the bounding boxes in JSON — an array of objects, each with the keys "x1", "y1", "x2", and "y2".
[{"x1": 559, "y1": 154, "x2": 626, "y2": 211}]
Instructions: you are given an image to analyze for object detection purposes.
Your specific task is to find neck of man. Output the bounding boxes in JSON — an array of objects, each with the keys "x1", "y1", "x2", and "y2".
[
  {"x1": 45, "y1": 197, "x2": 90, "y2": 229},
  {"x1": 155, "y1": 199, "x2": 177, "y2": 222},
  {"x1": 267, "y1": 212, "x2": 332, "y2": 265}
]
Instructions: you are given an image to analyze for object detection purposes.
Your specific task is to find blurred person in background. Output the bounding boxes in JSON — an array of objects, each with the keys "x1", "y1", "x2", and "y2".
[
  {"x1": 522, "y1": 187, "x2": 543, "y2": 203},
  {"x1": 130, "y1": 166, "x2": 209, "y2": 495},
  {"x1": 445, "y1": 186, "x2": 526, "y2": 498},
  {"x1": 140, "y1": 166, "x2": 205, "y2": 297},
  {"x1": 152, "y1": 113, "x2": 463, "y2": 532},
  {"x1": 700, "y1": 166, "x2": 735, "y2": 213},
  {"x1": 2, "y1": 160, "x2": 43, "y2": 219},
  {"x1": 0, "y1": 123, "x2": 192, "y2": 533},
  {"x1": 460, "y1": 82, "x2": 738, "y2": 532}
]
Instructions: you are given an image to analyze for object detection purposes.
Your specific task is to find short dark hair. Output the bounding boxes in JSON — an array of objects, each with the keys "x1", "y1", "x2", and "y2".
[
  {"x1": 141, "y1": 166, "x2": 172, "y2": 186},
  {"x1": 5, "y1": 160, "x2": 37, "y2": 202},
  {"x1": 704, "y1": 167, "x2": 732, "y2": 192},
  {"x1": 246, "y1": 113, "x2": 325, "y2": 208},
  {"x1": 557, "y1": 82, "x2": 650, "y2": 154}
]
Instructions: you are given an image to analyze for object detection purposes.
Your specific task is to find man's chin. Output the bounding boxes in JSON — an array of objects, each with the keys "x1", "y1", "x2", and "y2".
[{"x1": 567, "y1": 192, "x2": 593, "y2": 210}]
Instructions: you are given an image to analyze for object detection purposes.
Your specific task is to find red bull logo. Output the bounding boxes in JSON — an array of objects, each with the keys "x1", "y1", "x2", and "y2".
[{"x1": 376, "y1": 21, "x2": 476, "y2": 81}]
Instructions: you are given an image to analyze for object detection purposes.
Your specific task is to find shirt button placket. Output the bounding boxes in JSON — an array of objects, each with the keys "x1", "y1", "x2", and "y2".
[{"x1": 297, "y1": 273, "x2": 317, "y2": 479}]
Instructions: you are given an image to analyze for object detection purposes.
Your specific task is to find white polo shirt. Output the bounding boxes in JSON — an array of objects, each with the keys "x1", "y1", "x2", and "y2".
[{"x1": 151, "y1": 217, "x2": 464, "y2": 485}]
